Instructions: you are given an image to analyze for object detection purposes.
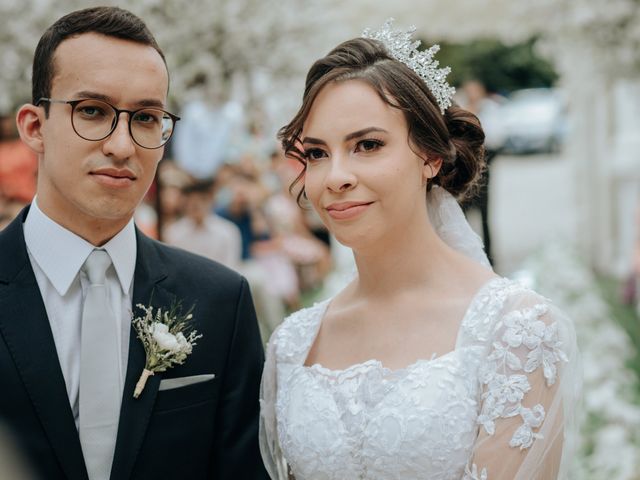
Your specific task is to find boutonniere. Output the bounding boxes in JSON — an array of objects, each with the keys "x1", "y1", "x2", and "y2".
[{"x1": 132, "y1": 303, "x2": 203, "y2": 398}]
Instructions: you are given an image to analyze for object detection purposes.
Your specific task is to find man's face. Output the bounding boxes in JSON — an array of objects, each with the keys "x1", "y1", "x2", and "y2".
[{"x1": 36, "y1": 32, "x2": 168, "y2": 237}]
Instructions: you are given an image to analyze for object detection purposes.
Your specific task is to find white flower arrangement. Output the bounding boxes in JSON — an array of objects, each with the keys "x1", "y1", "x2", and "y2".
[
  {"x1": 132, "y1": 303, "x2": 203, "y2": 398},
  {"x1": 516, "y1": 243, "x2": 640, "y2": 479}
]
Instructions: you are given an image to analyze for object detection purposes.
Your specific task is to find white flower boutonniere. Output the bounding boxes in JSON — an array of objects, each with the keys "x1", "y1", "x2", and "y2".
[{"x1": 132, "y1": 303, "x2": 203, "y2": 398}]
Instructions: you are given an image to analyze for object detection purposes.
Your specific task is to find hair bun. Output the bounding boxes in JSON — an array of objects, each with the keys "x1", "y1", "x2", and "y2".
[{"x1": 434, "y1": 105, "x2": 486, "y2": 202}]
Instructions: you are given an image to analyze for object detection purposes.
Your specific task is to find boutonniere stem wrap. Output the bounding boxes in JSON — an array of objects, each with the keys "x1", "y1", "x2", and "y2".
[{"x1": 132, "y1": 303, "x2": 202, "y2": 398}]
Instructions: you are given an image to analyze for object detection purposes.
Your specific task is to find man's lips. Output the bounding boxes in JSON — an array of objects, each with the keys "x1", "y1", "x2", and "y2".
[
  {"x1": 90, "y1": 167, "x2": 137, "y2": 188},
  {"x1": 325, "y1": 201, "x2": 373, "y2": 220}
]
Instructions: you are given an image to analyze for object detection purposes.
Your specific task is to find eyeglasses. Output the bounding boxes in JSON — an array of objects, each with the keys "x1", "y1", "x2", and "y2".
[{"x1": 37, "y1": 97, "x2": 180, "y2": 149}]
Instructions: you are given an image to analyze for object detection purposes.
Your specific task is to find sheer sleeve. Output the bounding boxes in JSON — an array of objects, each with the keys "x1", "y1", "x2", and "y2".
[
  {"x1": 259, "y1": 332, "x2": 289, "y2": 480},
  {"x1": 464, "y1": 292, "x2": 581, "y2": 480}
]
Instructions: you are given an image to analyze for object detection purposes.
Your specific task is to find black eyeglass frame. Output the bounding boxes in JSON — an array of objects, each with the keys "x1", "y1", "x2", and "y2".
[{"x1": 37, "y1": 97, "x2": 180, "y2": 150}]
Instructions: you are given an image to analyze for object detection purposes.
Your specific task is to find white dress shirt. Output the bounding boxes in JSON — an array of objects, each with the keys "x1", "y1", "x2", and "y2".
[{"x1": 23, "y1": 199, "x2": 137, "y2": 427}]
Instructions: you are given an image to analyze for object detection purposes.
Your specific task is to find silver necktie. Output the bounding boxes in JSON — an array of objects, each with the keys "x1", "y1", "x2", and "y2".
[{"x1": 79, "y1": 249, "x2": 121, "y2": 480}]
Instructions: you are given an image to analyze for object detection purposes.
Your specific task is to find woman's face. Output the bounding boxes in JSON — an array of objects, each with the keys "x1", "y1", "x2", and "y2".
[{"x1": 301, "y1": 79, "x2": 433, "y2": 250}]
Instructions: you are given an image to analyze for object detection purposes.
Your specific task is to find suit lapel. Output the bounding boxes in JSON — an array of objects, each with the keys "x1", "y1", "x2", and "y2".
[
  {"x1": 0, "y1": 209, "x2": 88, "y2": 480},
  {"x1": 110, "y1": 231, "x2": 171, "y2": 480}
]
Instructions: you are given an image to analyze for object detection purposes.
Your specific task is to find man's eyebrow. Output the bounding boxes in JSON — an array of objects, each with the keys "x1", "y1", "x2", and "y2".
[
  {"x1": 73, "y1": 91, "x2": 165, "y2": 109},
  {"x1": 136, "y1": 98, "x2": 166, "y2": 109},
  {"x1": 302, "y1": 127, "x2": 388, "y2": 146},
  {"x1": 73, "y1": 91, "x2": 113, "y2": 102}
]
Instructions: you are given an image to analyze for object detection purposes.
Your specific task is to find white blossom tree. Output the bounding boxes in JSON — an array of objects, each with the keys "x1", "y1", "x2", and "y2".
[
  {"x1": 0, "y1": 0, "x2": 91, "y2": 113},
  {"x1": 0, "y1": 0, "x2": 349, "y2": 125}
]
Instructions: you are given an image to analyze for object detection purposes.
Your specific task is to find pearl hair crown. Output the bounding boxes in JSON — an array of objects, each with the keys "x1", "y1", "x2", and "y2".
[{"x1": 363, "y1": 18, "x2": 455, "y2": 114}]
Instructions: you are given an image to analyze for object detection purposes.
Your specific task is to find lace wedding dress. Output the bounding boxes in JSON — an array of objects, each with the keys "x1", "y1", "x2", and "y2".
[{"x1": 260, "y1": 277, "x2": 580, "y2": 479}]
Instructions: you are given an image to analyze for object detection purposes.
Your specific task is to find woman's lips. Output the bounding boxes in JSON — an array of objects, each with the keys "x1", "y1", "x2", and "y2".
[{"x1": 326, "y1": 201, "x2": 373, "y2": 220}]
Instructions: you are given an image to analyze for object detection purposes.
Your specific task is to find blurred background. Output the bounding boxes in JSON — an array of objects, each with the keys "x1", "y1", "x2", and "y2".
[{"x1": 1, "y1": 0, "x2": 640, "y2": 478}]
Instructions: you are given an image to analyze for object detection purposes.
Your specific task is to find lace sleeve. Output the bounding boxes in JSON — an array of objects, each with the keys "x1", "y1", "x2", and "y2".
[
  {"x1": 259, "y1": 334, "x2": 289, "y2": 480},
  {"x1": 464, "y1": 293, "x2": 581, "y2": 480}
]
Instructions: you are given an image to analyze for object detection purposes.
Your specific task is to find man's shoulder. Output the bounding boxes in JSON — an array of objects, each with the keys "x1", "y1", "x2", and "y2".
[{"x1": 0, "y1": 207, "x2": 29, "y2": 282}]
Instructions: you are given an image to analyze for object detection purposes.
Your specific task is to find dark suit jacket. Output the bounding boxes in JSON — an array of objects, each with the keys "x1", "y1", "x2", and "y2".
[{"x1": 0, "y1": 207, "x2": 268, "y2": 479}]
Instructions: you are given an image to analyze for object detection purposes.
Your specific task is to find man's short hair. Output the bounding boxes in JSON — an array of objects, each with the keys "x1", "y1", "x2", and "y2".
[{"x1": 32, "y1": 6, "x2": 166, "y2": 114}]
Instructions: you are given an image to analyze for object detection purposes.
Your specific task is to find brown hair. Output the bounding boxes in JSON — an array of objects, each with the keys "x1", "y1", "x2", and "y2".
[
  {"x1": 278, "y1": 37, "x2": 485, "y2": 204},
  {"x1": 32, "y1": 6, "x2": 166, "y2": 115}
]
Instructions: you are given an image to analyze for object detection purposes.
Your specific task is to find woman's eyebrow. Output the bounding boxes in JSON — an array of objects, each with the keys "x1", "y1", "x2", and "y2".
[
  {"x1": 302, "y1": 127, "x2": 388, "y2": 146},
  {"x1": 301, "y1": 136, "x2": 326, "y2": 146},
  {"x1": 344, "y1": 127, "x2": 388, "y2": 142}
]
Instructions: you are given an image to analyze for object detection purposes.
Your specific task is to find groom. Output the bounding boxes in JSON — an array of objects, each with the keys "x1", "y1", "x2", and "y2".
[{"x1": 0, "y1": 6, "x2": 267, "y2": 480}]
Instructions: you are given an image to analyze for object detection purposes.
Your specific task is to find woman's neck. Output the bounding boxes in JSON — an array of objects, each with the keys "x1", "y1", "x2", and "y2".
[{"x1": 350, "y1": 217, "x2": 457, "y2": 299}]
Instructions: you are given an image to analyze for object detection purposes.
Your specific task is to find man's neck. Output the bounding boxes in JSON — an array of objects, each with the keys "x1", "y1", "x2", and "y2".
[{"x1": 35, "y1": 198, "x2": 132, "y2": 247}]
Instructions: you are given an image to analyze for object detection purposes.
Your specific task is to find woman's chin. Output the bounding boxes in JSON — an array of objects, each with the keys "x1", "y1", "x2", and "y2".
[{"x1": 333, "y1": 231, "x2": 375, "y2": 252}]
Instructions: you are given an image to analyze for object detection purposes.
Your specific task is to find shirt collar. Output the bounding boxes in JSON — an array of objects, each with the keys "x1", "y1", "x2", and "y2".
[{"x1": 24, "y1": 198, "x2": 137, "y2": 296}]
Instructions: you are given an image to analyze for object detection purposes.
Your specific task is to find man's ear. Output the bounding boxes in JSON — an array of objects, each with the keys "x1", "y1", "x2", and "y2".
[
  {"x1": 16, "y1": 104, "x2": 45, "y2": 155},
  {"x1": 422, "y1": 156, "x2": 443, "y2": 183}
]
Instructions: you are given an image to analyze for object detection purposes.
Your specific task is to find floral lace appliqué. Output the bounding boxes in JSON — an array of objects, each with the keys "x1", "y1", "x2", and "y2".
[
  {"x1": 464, "y1": 463, "x2": 487, "y2": 480},
  {"x1": 510, "y1": 404, "x2": 546, "y2": 449},
  {"x1": 478, "y1": 303, "x2": 568, "y2": 450}
]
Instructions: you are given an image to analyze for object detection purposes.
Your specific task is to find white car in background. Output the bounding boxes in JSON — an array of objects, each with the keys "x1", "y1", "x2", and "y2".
[{"x1": 501, "y1": 88, "x2": 568, "y2": 154}]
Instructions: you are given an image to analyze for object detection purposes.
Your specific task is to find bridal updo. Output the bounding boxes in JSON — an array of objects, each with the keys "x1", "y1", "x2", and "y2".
[{"x1": 279, "y1": 37, "x2": 486, "y2": 203}]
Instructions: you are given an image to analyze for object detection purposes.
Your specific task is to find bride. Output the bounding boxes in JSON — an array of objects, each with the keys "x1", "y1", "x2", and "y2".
[{"x1": 260, "y1": 20, "x2": 580, "y2": 480}]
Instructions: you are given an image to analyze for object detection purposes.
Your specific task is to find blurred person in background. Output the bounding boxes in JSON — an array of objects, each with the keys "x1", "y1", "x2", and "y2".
[
  {"x1": 156, "y1": 159, "x2": 191, "y2": 232},
  {"x1": 216, "y1": 163, "x2": 300, "y2": 331},
  {"x1": 133, "y1": 188, "x2": 159, "y2": 240},
  {"x1": 0, "y1": 113, "x2": 38, "y2": 228},
  {"x1": 216, "y1": 165, "x2": 271, "y2": 260},
  {"x1": 172, "y1": 75, "x2": 241, "y2": 179},
  {"x1": 459, "y1": 79, "x2": 506, "y2": 265},
  {"x1": 622, "y1": 203, "x2": 640, "y2": 313},
  {"x1": 228, "y1": 112, "x2": 273, "y2": 166},
  {"x1": 264, "y1": 148, "x2": 331, "y2": 292},
  {"x1": 165, "y1": 178, "x2": 242, "y2": 270},
  {"x1": 0, "y1": 193, "x2": 27, "y2": 231}
]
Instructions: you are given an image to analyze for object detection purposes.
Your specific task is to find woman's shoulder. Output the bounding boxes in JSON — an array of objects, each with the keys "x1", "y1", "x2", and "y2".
[
  {"x1": 268, "y1": 298, "x2": 331, "y2": 363},
  {"x1": 490, "y1": 277, "x2": 566, "y2": 323},
  {"x1": 463, "y1": 276, "x2": 570, "y2": 343},
  {"x1": 477, "y1": 276, "x2": 575, "y2": 360},
  {"x1": 472, "y1": 276, "x2": 554, "y2": 314}
]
